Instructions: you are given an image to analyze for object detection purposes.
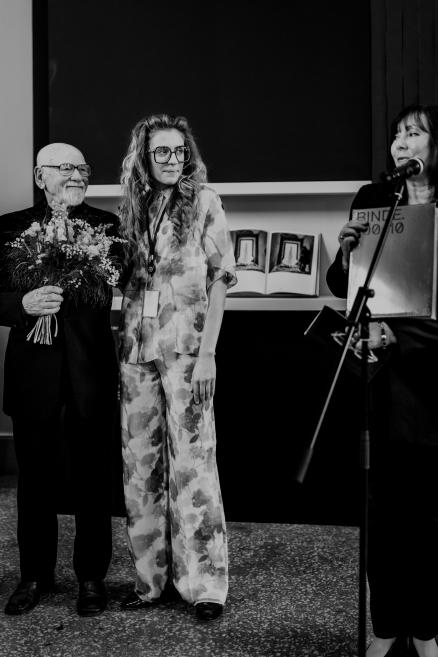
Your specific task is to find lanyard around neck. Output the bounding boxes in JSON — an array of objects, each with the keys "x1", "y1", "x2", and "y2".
[{"x1": 145, "y1": 193, "x2": 169, "y2": 275}]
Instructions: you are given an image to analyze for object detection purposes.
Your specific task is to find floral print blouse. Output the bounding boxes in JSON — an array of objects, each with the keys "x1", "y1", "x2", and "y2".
[{"x1": 120, "y1": 185, "x2": 237, "y2": 363}]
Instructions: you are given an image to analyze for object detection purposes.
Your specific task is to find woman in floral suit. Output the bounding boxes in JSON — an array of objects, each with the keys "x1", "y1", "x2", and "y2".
[{"x1": 118, "y1": 114, "x2": 236, "y2": 621}]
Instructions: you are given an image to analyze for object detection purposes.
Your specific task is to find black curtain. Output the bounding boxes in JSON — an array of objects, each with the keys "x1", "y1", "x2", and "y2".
[{"x1": 371, "y1": 0, "x2": 438, "y2": 181}]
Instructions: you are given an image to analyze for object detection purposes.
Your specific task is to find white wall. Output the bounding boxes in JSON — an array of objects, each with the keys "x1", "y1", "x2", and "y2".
[
  {"x1": 0, "y1": 0, "x2": 33, "y2": 214},
  {"x1": 0, "y1": 0, "x2": 33, "y2": 437}
]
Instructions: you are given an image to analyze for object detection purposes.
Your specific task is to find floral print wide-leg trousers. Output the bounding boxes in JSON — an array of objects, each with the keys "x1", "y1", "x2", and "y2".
[{"x1": 120, "y1": 352, "x2": 228, "y2": 605}]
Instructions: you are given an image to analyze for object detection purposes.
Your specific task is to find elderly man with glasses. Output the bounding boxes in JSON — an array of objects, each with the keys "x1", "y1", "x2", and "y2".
[{"x1": 0, "y1": 143, "x2": 121, "y2": 617}]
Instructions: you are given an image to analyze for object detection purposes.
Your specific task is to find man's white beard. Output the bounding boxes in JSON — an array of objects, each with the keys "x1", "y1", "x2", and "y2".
[{"x1": 62, "y1": 188, "x2": 85, "y2": 207}]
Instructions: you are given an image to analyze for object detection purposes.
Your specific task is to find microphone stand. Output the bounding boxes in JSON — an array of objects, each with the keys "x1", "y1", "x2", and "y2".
[{"x1": 296, "y1": 180, "x2": 404, "y2": 657}]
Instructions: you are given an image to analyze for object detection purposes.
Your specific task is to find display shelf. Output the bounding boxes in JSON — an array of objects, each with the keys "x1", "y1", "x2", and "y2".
[
  {"x1": 111, "y1": 295, "x2": 346, "y2": 312},
  {"x1": 87, "y1": 181, "x2": 369, "y2": 198}
]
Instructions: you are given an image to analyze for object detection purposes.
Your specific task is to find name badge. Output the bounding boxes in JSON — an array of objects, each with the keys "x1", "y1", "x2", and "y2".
[{"x1": 142, "y1": 290, "x2": 160, "y2": 318}]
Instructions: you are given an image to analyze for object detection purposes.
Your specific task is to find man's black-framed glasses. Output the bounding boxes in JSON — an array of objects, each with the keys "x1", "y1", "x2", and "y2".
[
  {"x1": 40, "y1": 163, "x2": 92, "y2": 178},
  {"x1": 148, "y1": 146, "x2": 190, "y2": 164}
]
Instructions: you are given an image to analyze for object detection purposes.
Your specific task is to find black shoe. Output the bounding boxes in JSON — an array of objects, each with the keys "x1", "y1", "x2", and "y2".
[
  {"x1": 120, "y1": 590, "x2": 155, "y2": 610},
  {"x1": 4, "y1": 580, "x2": 53, "y2": 615},
  {"x1": 77, "y1": 580, "x2": 107, "y2": 617},
  {"x1": 195, "y1": 602, "x2": 223, "y2": 621}
]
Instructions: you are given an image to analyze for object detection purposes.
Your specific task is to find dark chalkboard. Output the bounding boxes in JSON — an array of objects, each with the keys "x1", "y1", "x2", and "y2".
[{"x1": 44, "y1": 0, "x2": 371, "y2": 184}]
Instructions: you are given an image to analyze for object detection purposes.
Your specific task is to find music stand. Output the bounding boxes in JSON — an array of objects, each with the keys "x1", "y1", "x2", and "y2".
[{"x1": 296, "y1": 180, "x2": 404, "y2": 657}]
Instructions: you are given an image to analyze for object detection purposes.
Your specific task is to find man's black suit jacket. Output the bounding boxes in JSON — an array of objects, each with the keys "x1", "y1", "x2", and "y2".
[{"x1": 0, "y1": 200, "x2": 120, "y2": 421}]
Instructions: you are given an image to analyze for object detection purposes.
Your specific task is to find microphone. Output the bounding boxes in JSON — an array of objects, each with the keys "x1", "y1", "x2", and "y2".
[{"x1": 382, "y1": 157, "x2": 424, "y2": 184}]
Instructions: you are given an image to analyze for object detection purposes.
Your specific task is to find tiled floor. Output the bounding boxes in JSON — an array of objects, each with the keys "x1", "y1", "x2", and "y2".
[{"x1": 0, "y1": 486, "x2": 368, "y2": 657}]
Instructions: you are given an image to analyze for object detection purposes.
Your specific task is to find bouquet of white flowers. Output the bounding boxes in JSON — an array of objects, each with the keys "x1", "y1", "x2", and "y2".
[{"x1": 6, "y1": 205, "x2": 125, "y2": 344}]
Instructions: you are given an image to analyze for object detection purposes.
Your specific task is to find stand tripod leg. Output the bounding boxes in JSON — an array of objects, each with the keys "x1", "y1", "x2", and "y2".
[
  {"x1": 358, "y1": 322, "x2": 371, "y2": 657},
  {"x1": 359, "y1": 430, "x2": 370, "y2": 657}
]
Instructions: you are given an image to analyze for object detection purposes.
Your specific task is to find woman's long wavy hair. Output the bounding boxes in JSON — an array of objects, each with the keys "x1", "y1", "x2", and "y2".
[
  {"x1": 389, "y1": 104, "x2": 438, "y2": 192},
  {"x1": 119, "y1": 114, "x2": 208, "y2": 269}
]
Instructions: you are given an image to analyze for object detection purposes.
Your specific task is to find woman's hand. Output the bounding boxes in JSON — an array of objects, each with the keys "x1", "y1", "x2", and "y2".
[
  {"x1": 338, "y1": 219, "x2": 369, "y2": 271},
  {"x1": 352, "y1": 321, "x2": 397, "y2": 351},
  {"x1": 192, "y1": 353, "x2": 216, "y2": 405},
  {"x1": 22, "y1": 286, "x2": 64, "y2": 316}
]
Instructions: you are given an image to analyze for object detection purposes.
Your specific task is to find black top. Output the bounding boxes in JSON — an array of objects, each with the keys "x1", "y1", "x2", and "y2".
[
  {"x1": 0, "y1": 200, "x2": 121, "y2": 420},
  {"x1": 326, "y1": 183, "x2": 438, "y2": 446}
]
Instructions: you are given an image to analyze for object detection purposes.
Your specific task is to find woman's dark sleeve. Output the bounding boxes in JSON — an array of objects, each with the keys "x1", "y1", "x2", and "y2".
[
  {"x1": 325, "y1": 184, "x2": 377, "y2": 299},
  {"x1": 326, "y1": 248, "x2": 348, "y2": 298}
]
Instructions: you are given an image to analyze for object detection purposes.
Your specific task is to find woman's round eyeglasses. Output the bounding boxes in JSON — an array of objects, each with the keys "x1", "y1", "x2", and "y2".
[{"x1": 148, "y1": 146, "x2": 190, "y2": 164}]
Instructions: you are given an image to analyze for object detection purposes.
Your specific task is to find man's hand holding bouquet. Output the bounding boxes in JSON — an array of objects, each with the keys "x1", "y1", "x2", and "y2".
[{"x1": 7, "y1": 203, "x2": 125, "y2": 344}]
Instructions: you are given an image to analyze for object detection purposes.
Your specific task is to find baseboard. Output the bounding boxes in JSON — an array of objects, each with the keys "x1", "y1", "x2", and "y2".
[{"x1": 0, "y1": 436, "x2": 17, "y2": 475}]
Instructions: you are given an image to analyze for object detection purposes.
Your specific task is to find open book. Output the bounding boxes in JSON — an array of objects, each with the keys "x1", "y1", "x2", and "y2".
[
  {"x1": 347, "y1": 203, "x2": 438, "y2": 318},
  {"x1": 228, "y1": 229, "x2": 321, "y2": 296}
]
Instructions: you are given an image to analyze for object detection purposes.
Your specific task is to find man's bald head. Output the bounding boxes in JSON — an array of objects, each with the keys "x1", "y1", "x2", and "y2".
[
  {"x1": 34, "y1": 143, "x2": 89, "y2": 209},
  {"x1": 36, "y1": 143, "x2": 86, "y2": 167}
]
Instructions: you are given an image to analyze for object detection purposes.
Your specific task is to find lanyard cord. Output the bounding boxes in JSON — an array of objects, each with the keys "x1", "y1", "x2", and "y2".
[{"x1": 145, "y1": 194, "x2": 169, "y2": 275}]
